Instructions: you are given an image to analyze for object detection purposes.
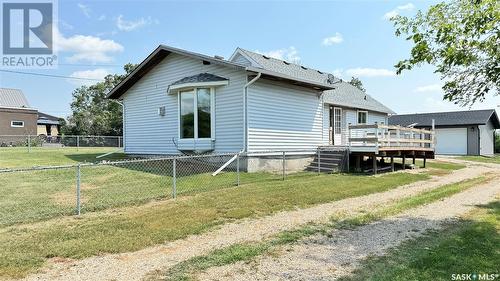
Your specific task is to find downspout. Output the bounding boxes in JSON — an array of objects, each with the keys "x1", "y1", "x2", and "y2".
[{"x1": 243, "y1": 72, "x2": 261, "y2": 152}]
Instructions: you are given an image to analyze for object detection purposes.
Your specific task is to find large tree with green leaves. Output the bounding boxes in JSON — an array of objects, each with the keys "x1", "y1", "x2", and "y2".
[
  {"x1": 62, "y1": 64, "x2": 136, "y2": 136},
  {"x1": 392, "y1": 0, "x2": 499, "y2": 105}
]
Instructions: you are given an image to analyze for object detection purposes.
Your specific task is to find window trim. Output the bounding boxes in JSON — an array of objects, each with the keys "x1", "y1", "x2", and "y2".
[
  {"x1": 178, "y1": 87, "x2": 215, "y2": 140},
  {"x1": 11, "y1": 120, "x2": 25, "y2": 128},
  {"x1": 357, "y1": 110, "x2": 368, "y2": 124}
]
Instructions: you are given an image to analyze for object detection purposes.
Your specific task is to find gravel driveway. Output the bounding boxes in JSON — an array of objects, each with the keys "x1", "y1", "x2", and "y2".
[
  {"x1": 20, "y1": 160, "x2": 496, "y2": 281},
  {"x1": 198, "y1": 173, "x2": 500, "y2": 281}
]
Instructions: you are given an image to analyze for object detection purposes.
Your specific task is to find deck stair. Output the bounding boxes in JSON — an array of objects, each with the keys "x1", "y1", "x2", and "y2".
[{"x1": 307, "y1": 147, "x2": 349, "y2": 173}]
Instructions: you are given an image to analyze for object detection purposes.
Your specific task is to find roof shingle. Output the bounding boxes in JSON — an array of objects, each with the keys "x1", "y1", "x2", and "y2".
[
  {"x1": 170, "y1": 73, "x2": 228, "y2": 86},
  {"x1": 388, "y1": 109, "x2": 500, "y2": 128}
]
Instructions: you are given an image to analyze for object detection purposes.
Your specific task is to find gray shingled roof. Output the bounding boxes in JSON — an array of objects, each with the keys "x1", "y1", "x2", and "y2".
[
  {"x1": 170, "y1": 73, "x2": 228, "y2": 86},
  {"x1": 38, "y1": 112, "x2": 60, "y2": 125},
  {"x1": 235, "y1": 48, "x2": 394, "y2": 114},
  {"x1": 237, "y1": 48, "x2": 338, "y2": 86},
  {"x1": 389, "y1": 109, "x2": 500, "y2": 128},
  {"x1": 0, "y1": 88, "x2": 30, "y2": 108},
  {"x1": 323, "y1": 82, "x2": 395, "y2": 114}
]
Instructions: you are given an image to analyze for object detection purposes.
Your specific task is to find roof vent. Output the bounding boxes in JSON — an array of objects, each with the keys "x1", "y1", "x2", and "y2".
[
  {"x1": 317, "y1": 70, "x2": 323, "y2": 74},
  {"x1": 214, "y1": 55, "x2": 224, "y2": 60},
  {"x1": 364, "y1": 95, "x2": 367, "y2": 100},
  {"x1": 301, "y1": 66, "x2": 308, "y2": 70},
  {"x1": 283, "y1": 61, "x2": 290, "y2": 65},
  {"x1": 262, "y1": 55, "x2": 270, "y2": 59}
]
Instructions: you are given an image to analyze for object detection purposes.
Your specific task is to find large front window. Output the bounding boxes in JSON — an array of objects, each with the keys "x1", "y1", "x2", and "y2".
[{"x1": 179, "y1": 88, "x2": 213, "y2": 139}]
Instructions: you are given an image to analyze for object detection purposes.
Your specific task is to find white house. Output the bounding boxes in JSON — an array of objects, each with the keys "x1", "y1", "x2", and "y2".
[
  {"x1": 389, "y1": 109, "x2": 500, "y2": 156},
  {"x1": 107, "y1": 45, "x2": 394, "y2": 161}
]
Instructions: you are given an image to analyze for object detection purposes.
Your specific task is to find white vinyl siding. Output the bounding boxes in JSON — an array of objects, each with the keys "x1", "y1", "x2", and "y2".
[
  {"x1": 231, "y1": 53, "x2": 252, "y2": 66},
  {"x1": 122, "y1": 53, "x2": 246, "y2": 154},
  {"x1": 479, "y1": 121, "x2": 495, "y2": 156},
  {"x1": 247, "y1": 80, "x2": 323, "y2": 151}
]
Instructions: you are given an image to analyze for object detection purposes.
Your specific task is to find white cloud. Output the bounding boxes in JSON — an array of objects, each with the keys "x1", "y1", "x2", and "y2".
[
  {"x1": 332, "y1": 68, "x2": 344, "y2": 79},
  {"x1": 54, "y1": 28, "x2": 124, "y2": 63},
  {"x1": 254, "y1": 46, "x2": 300, "y2": 63},
  {"x1": 77, "y1": 3, "x2": 91, "y2": 18},
  {"x1": 116, "y1": 15, "x2": 157, "y2": 31},
  {"x1": 383, "y1": 3, "x2": 415, "y2": 20},
  {"x1": 414, "y1": 84, "x2": 442, "y2": 93},
  {"x1": 69, "y1": 69, "x2": 110, "y2": 86},
  {"x1": 59, "y1": 20, "x2": 74, "y2": 30},
  {"x1": 98, "y1": 14, "x2": 106, "y2": 21},
  {"x1": 322, "y1": 33, "x2": 343, "y2": 46},
  {"x1": 345, "y1": 67, "x2": 395, "y2": 77}
]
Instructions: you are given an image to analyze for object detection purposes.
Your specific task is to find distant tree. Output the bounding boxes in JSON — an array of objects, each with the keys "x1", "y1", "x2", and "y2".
[
  {"x1": 391, "y1": 0, "x2": 499, "y2": 106},
  {"x1": 348, "y1": 77, "x2": 366, "y2": 92},
  {"x1": 62, "y1": 64, "x2": 136, "y2": 136}
]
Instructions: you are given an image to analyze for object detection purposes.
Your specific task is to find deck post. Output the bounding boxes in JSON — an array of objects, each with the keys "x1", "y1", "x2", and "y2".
[
  {"x1": 423, "y1": 153, "x2": 427, "y2": 168},
  {"x1": 402, "y1": 154, "x2": 406, "y2": 170},
  {"x1": 390, "y1": 156, "x2": 394, "y2": 172},
  {"x1": 373, "y1": 155, "x2": 377, "y2": 175},
  {"x1": 355, "y1": 155, "x2": 361, "y2": 172},
  {"x1": 412, "y1": 153, "x2": 416, "y2": 165}
]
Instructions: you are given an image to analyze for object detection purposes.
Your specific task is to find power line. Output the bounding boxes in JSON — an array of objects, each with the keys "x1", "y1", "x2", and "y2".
[
  {"x1": 0, "y1": 69, "x2": 104, "y2": 81},
  {"x1": 57, "y1": 63, "x2": 122, "y2": 67}
]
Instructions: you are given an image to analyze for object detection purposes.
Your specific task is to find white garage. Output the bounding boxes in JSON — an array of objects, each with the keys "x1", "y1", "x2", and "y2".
[
  {"x1": 389, "y1": 109, "x2": 499, "y2": 156},
  {"x1": 435, "y1": 128, "x2": 467, "y2": 155}
]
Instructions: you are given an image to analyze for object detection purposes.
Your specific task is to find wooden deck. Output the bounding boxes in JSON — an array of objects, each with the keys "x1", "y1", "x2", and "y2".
[
  {"x1": 346, "y1": 123, "x2": 435, "y2": 174},
  {"x1": 347, "y1": 123, "x2": 435, "y2": 157}
]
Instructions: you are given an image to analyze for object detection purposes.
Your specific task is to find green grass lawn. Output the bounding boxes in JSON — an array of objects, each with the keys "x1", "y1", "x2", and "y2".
[
  {"x1": 340, "y1": 201, "x2": 500, "y2": 281},
  {"x1": 0, "y1": 148, "x2": 468, "y2": 278},
  {"x1": 0, "y1": 147, "x2": 128, "y2": 168},
  {"x1": 458, "y1": 155, "x2": 500, "y2": 164},
  {"x1": 0, "y1": 171, "x2": 431, "y2": 278}
]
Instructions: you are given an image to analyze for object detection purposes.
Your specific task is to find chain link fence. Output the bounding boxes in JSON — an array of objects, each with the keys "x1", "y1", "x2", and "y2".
[
  {"x1": 0, "y1": 150, "x2": 339, "y2": 227},
  {"x1": 0, "y1": 135, "x2": 123, "y2": 151}
]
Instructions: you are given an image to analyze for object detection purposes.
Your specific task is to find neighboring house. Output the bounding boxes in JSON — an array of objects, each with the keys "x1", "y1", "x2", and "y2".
[
  {"x1": 107, "y1": 45, "x2": 394, "y2": 163},
  {"x1": 0, "y1": 88, "x2": 38, "y2": 136},
  {"x1": 389, "y1": 109, "x2": 500, "y2": 156},
  {"x1": 37, "y1": 112, "x2": 61, "y2": 136}
]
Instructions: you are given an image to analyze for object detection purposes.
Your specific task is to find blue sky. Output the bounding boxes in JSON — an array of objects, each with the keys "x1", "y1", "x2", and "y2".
[{"x1": 1, "y1": 0, "x2": 498, "y2": 117}]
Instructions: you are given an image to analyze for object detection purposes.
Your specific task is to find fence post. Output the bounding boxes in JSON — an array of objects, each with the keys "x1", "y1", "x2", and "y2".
[
  {"x1": 27, "y1": 135, "x2": 31, "y2": 153},
  {"x1": 76, "y1": 164, "x2": 81, "y2": 215},
  {"x1": 236, "y1": 153, "x2": 240, "y2": 186},
  {"x1": 282, "y1": 151, "x2": 286, "y2": 180},
  {"x1": 77, "y1": 135, "x2": 80, "y2": 151},
  {"x1": 118, "y1": 136, "x2": 121, "y2": 148},
  {"x1": 172, "y1": 158, "x2": 177, "y2": 199}
]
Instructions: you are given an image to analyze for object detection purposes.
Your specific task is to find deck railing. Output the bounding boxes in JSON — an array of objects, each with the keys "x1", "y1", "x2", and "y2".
[{"x1": 347, "y1": 123, "x2": 435, "y2": 152}]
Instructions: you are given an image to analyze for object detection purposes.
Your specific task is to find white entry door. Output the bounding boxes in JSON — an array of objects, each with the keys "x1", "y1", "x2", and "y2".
[{"x1": 333, "y1": 107, "x2": 342, "y2": 145}]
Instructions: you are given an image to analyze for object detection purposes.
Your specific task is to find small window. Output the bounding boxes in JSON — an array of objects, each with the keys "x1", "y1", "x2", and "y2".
[
  {"x1": 357, "y1": 111, "x2": 367, "y2": 124},
  {"x1": 11, "y1": 121, "x2": 24, "y2": 128}
]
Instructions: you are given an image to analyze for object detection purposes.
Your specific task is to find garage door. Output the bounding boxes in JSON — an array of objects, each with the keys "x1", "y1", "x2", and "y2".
[{"x1": 435, "y1": 128, "x2": 467, "y2": 155}]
